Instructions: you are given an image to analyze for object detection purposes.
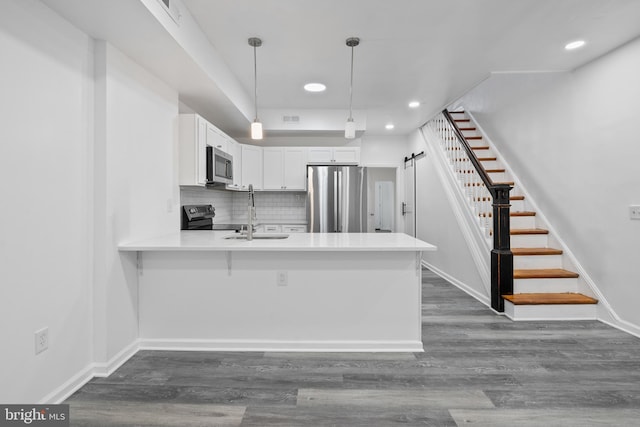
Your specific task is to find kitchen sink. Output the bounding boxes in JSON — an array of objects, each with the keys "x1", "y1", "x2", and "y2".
[{"x1": 224, "y1": 233, "x2": 290, "y2": 240}]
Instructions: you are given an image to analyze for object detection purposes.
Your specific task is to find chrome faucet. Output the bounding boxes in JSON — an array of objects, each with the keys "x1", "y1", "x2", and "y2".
[{"x1": 247, "y1": 184, "x2": 256, "y2": 240}]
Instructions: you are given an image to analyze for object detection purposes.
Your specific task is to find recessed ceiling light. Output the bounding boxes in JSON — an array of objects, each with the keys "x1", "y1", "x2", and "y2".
[
  {"x1": 408, "y1": 101, "x2": 420, "y2": 108},
  {"x1": 304, "y1": 83, "x2": 326, "y2": 92},
  {"x1": 565, "y1": 40, "x2": 586, "y2": 50},
  {"x1": 385, "y1": 123, "x2": 395, "y2": 130}
]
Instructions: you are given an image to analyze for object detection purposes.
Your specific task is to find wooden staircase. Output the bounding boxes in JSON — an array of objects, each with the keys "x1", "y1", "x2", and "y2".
[{"x1": 449, "y1": 111, "x2": 598, "y2": 320}]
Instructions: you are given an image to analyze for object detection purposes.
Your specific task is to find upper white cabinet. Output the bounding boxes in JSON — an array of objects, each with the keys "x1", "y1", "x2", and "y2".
[
  {"x1": 308, "y1": 147, "x2": 360, "y2": 164},
  {"x1": 263, "y1": 147, "x2": 307, "y2": 191},
  {"x1": 178, "y1": 114, "x2": 208, "y2": 186},
  {"x1": 206, "y1": 123, "x2": 228, "y2": 152},
  {"x1": 226, "y1": 139, "x2": 242, "y2": 190},
  {"x1": 241, "y1": 144, "x2": 263, "y2": 191}
]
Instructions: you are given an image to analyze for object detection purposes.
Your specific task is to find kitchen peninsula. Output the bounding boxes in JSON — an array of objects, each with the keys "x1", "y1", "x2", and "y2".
[{"x1": 119, "y1": 232, "x2": 436, "y2": 352}]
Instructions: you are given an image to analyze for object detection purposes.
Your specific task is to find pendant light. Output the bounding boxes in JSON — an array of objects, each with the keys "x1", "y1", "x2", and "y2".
[
  {"x1": 248, "y1": 37, "x2": 263, "y2": 140},
  {"x1": 345, "y1": 37, "x2": 360, "y2": 139}
]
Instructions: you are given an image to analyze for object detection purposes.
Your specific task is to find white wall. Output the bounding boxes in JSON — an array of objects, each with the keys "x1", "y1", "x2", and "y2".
[
  {"x1": 0, "y1": 0, "x2": 94, "y2": 403},
  {"x1": 457, "y1": 37, "x2": 640, "y2": 329},
  {"x1": 93, "y1": 41, "x2": 179, "y2": 366},
  {"x1": 0, "y1": 0, "x2": 179, "y2": 403},
  {"x1": 407, "y1": 130, "x2": 488, "y2": 301}
]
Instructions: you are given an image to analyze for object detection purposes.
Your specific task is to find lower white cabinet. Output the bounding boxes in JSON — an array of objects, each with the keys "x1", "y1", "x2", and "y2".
[
  {"x1": 283, "y1": 225, "x2": 307, "y2": 233},
  {"x1": 262, "y1": 224, "x2": 282, "y2": 233},
  {"x1": 258, "y1": 224, "x2": 307, "y2": 233}
]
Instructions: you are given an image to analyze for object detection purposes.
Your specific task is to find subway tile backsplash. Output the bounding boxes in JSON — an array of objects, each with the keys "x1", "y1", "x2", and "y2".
[{"x1": 180, "y1": 187, "x2": 307, "y2": 225}]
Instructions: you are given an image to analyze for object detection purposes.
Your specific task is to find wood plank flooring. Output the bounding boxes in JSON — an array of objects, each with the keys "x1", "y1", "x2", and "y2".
[{"x1": 65, "y1": 269, "x2": 640, "y2": 426}]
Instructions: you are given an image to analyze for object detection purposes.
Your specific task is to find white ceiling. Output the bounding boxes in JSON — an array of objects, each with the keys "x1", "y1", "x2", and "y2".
[{"x1": 42, "y1": 0, "x2": 640, "y2": 140}]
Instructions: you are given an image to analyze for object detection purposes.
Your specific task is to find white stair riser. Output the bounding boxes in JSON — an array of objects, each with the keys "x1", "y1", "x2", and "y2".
[
  {"x1": 510, "y1": 215, "x2": 536, "y2": 228},
  {"x1": 487, "y1": 172, "x2": 507, "y2": 182},
  {"x1": 514, "y1": 254, "x2": 563, "y2": 269},
  {"x1": 513, "y1": 277, "x2": 578, "y2": 294},
  {"x1": 510, "y1": 200, "x2": 526, "y2": 211},
  {"x1": 461, "y1": 130, "x2": 479, "y2": 138},
  {"x1": 479, "y1": 160, "x2": 499, "y2": 169},
  {"x1": 511, "y1": 234, "x2": 548, "y2": 247},
  {"x1": 468, "y1": 139, "x2": 486, "y2": 147},
  {"x1": 505, "y1": 301, "x2": 596, "y2": 320}
]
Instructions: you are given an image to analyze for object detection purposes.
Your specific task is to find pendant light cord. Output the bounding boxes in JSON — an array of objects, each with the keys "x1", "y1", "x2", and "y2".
[
  {"x1": 348, "y1": 44, "x2": 354, "y2": 121},
  {"x1": 253, "y1": 43, "x2": 258, "y2": 121}
]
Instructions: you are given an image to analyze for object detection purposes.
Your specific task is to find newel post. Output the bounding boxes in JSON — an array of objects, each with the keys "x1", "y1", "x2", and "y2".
[{"x1": 490, "y1": 184, "x2": 513, "y2": 312}]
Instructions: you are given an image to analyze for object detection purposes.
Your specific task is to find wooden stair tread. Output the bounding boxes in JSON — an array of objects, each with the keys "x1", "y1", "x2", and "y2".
[
  {"x1": 511, "y1": 211, "x2": 536, "y2": 216},
  {"x1": 466, "y1": 136, "x2": 483, "y2": 140},
  {"x1": 511, "y1": 228, "x2": 549, "y2": 235},
  {"x1": 503, "y1": 293, "x2": 597, "y2": 305},
  {"x1": 479, "y1": 211, "x2": 536, "y2": 218},
  {"x1": 486, "y1": 169, "x2": 506, "y2": 173},
  {"x1": 473, "y1": 195, "x2": 525, "y2": 202},
  {"x1": 459, "y1": 127, "x2": 476, "y2": 131},
  {"x1": 512, "y1": 247, "x2": 563, "y2": 256},
  {"x1": 478, "y1": 157, "x2": 497, "y2": 161},
  {"x1": 514, "y1": 268, "x2": 579, "y2": 279},
  {"x1": 471, "y1": 146, "x2": 490, "y2": 150},
  {"x1": 454, "y1": 119, "x2": 471, "y2": 122}
]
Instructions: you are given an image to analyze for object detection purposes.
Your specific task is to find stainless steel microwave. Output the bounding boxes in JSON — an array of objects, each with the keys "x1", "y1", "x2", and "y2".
[{"x1": 206, "y1": 146, "x2": 233, "y2": 186}]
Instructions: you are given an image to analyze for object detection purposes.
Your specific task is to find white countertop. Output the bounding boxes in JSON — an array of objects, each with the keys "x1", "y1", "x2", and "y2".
[{"x1": 118, "y1": 231, "x2": 436, "y2": 252}]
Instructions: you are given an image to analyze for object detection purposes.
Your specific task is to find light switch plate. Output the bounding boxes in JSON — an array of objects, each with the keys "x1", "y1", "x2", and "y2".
[{"x1": 630, "y1": 205, "x2": 640, "y2": 220}]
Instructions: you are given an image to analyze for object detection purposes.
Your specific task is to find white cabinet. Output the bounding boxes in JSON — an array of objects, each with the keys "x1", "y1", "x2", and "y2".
[
  {"x1": 283, "y1": 225, "x2": 307, "y2": 233},
  {"x1": 262, "y1": 224, "x2": 282, "y2": 233},
  {"x1": 179, "y1": 114, "x2": 208, "y2": 186},
  {"x1": 206, "y1": 123, "x2": 228, "y2": 152},
  {"x1": 263, "y1": 148, "x2": 285, "y2": 190},
  {"x1": 241, "y1": 144, "x2": 263, "y2": 190},
  {"x1": 308, "y1": 147, "x2": 360, "y2": 164},
  {"x1": 225, "y1": 139, "x2": 242, "y2": 190},
  {"x1": 307, "y1": 147, "x2": 333, "y2": 164},
  {"x1": 263, "y1": 147, "x2": 307, "y2": 191}
]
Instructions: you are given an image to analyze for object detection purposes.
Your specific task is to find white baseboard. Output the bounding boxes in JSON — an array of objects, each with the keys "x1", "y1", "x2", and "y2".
[
  {"x1": 598, "y1": 310, "x2": 640, "y2": 339},
  {"x1": 422, "y1": 260, "x2": 491, "y2": 307},
  {"x1": 39, "y1": 364, "x2": 95, "y2": 405},
  {"x1": 42, "y1": 340, "x2": 140, "y2": 404},
  {"x1": 92, "y1": 340, "x2": 141, "y2": 378},
  {"x1": 139, "y1": 339, "x2": 424, "y2": 353}
]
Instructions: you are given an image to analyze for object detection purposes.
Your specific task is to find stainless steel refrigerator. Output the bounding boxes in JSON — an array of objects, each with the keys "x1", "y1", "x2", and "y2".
[{"x1": 307, "y1": 165, "x2": 367, "y2": 232}]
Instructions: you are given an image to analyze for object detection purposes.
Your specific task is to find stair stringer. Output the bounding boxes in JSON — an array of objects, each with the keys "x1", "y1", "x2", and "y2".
[
  {"x1": 466, "y1": 111, "x2": 638, "y2": 330},
  {"x1": 419, "y1": 126, "x2": 492, "y2": 308}
]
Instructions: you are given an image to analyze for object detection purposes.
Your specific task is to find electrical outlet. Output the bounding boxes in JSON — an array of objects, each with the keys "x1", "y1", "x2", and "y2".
[
  {"x1": 277, "y1": 271, "x2": 288, "y2": 286},
  {"x1": 35, "y1": 327, "x2": 49, "y2": 355},
  {"x1": 630, "y1": 205, "x2": 640, "y2": 220}
]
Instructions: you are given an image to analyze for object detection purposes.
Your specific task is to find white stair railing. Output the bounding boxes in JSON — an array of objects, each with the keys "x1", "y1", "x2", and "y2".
[{"x1": 427, "y1": 112, "x2": 493, "y2": 238}]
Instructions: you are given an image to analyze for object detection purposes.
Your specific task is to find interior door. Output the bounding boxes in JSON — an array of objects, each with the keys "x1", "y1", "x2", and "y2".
[{"x1": 403, "y1": 159, "x2": 416, "y2": 237}]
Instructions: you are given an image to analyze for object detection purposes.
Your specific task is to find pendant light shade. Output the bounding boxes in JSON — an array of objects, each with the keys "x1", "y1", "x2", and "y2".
[
  {"x1": 345, "y1": 37, "x2": 360, "y2": 139},
  {"x1": 251, "y1": 121, "x2": 263, "y2": 140},
  {"x1": 248, "y1": 37, "x2": 263, "y2": 140},
  {"x1": 345, "y1": 118, "x2": 356, "y2": 139}
]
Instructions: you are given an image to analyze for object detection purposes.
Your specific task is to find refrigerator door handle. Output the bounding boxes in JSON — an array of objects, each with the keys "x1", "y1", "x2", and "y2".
[
  {"x1": 337, "y1": 169, "x2": 342, "y2": 232},
  {"x1": 333, "y1": 169, "x2": 338, "y2": 232}
]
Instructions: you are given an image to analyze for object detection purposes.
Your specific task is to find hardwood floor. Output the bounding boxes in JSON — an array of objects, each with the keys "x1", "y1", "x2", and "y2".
[{"x1": 66, "y1": 269, "x2": 640, "y2": 426}]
